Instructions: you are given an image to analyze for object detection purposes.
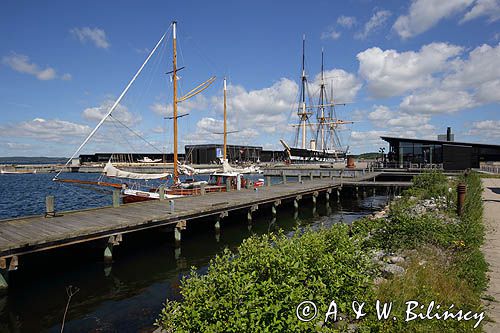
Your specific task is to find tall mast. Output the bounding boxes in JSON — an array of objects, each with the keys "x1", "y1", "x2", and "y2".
[
  {"x1": 319, "y1": 48, "x2": 326, "y2": 150},
  {"x1": 172, "y1": 21, "x2": 179, "y2": 182},
  {"x1": 223, "y1": 77, "x2": 227, "y2": 161},
  {"x1": 299, "y1": 35, "x2": 308, "y2": 149}
]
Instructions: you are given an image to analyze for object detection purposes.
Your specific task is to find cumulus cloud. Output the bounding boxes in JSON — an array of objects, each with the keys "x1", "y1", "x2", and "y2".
[
  {"x1": 467, "y1": 120, "x2": 500, "y2": 138},
  {"x1": 83, "y1": 100, "x2": 141, "y2": 126},
  {"x1": 461, "y1": 0, "x2": 500, "y2": 23},
  {"x1": 400, "y1": 90, "x2": 477, "y2": 113},
  {"x1": 367, "y1": 105, "x2": 432, "y2": 128},
  {"x1": 0, "y1": 118, "x2": 90, "y2": 142},
  {"x1": 70, "y1": 27, "x2": 110, "y2": 49},
  {"x1": 337, "y1": 15, "x2": 357, "y2": 28},
  {"x1": 357, "y1": 43, "x2": 463, "y2": 98},
  {"x1": 2, "y1": 53, "x2": 71, "y2": 81},
  {"x1": 442, "y1": 43, "x2": 500, "y2": 93},
  {"x1": 150, "y1": 94, "x2": 209, "y2": 117},
  {"x1": 393, "y1": 0, "x2": 474, "y2": 39},
  {"x1": 311, "y1": 69, "x2": 362, "y2": 102},
  {"x1": 355, "y1": 10, "x2": 392, "y2": 39}
]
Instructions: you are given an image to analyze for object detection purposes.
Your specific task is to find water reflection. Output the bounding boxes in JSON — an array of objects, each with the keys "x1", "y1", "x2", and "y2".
[{"x1": 0, "y1": 192, "x2": 389, "y2": 332}]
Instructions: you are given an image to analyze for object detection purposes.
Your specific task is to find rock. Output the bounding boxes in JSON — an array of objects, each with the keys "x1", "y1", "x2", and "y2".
[
  {"x1": 381, "y1": 263, "x2": 405, "y2": 278},
  {"x1": 373, "y1": 277, "x2": 387, "y2": 285},
  {"x1": 388, "y1": 256, "x2": 405, "y2": 264}
]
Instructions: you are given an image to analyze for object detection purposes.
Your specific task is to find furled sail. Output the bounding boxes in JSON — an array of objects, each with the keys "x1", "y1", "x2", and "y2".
[
  {"x1": 103, "y1": 161, "x2": 171, "y2": 180},
  {"x1": 221, "y1": 159, "x2": 261, "y2": 174}
]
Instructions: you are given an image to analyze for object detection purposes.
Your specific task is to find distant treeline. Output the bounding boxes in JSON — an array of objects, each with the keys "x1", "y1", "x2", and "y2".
[
  {"x1": 0, "y1": 156, "x2": 67, "y2": 165},
  {"x1": 352, "y1": 152, "x2": 380, "y2": 160}
]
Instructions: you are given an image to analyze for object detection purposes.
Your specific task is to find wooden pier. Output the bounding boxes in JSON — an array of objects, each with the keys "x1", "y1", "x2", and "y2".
[{"x1": 0, "y1": 172, "x2": 397, "y2": 289}]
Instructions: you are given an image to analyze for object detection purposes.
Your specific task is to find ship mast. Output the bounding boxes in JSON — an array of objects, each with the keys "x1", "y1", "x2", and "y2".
[
  {"x1": 172, "y1": 21, "x2": 179, "y2": 182},
  {"x1": 317, "y1": 48, "x2": 326, "y2": 150},
  {"x1": 298, "y1": 35, "x2": 309, "y2": 149},
  {"x1": 223, "y1": 77, "x2": 227, "y2": 161}
]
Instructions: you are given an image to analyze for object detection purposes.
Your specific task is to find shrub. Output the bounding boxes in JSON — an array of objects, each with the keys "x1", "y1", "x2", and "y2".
[{"x1": 157, "y1": 226, "x2": 375, "y2": 332}]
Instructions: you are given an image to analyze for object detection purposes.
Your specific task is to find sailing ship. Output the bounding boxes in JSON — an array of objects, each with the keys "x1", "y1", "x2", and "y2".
[
  {"x1": 280, "y1": 36, "x2": 352, "y2": 163},
  {"x1": 54, "y1": 21, "x2": 262, "y2": 203}
]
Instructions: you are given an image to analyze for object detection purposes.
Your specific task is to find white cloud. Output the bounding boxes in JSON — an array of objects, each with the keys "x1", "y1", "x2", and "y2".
[
  {"x1": 400, "y1": 90, "x2": 477, "y2": 113},
  {"x1": 150, "y1": 94, "x2": 209, "y2": 117},
  {"x1": 393, "y1": 0, "x2": 474, "y2": 39},
  {"x1": 467, "y1": 120, "x2": 500, "y2": 138},
  {"x1": 355, "y1": 10, "x2": 392, "y2": 39},
  {"x1": 321, "y1": 29, "x2": 341, "y2": 40},
  {"x1": 0, "y1": 118, "x2": 90, "y2": 142},
  {"x1": 70, "y1": 27, "x2": 110, "y2": 49},
  {"x1": 2, "y1": 53, "x2": 70, "y2": 81},
  {"x1": 357, "y1": 43, "x2": 463, "y2": 98},
  {"x1": 461, "y1": 0, "x2": 500, "y2": 23},
  {"x1": 311, "y1": 69, "x2": 362, "y2": 103},
  {"x1": 367, "y1": 105, "x2": 432, "y2": 128},
  {"x1": 337, "y1": 15, "x2": 357, "y2": 28},
  {"x1": 0, "y1": 142, "x2": 33, "y2": 150},
  {"x1": 442, "y1": 43, "x2": 500, "y2": 92},
  {"x1": 83, "y1": 100, "x2": 141, "y2": 126}
]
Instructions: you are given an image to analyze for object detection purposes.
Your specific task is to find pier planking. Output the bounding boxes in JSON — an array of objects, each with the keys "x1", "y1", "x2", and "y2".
[{"x1": 0, "y1": 173, "x2": 382, "y2": 259}]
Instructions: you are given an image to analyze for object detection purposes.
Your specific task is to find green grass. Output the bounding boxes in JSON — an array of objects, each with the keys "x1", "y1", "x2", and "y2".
[{"x1": 156, "y1": 171, "x2": 488, "y2": 332}]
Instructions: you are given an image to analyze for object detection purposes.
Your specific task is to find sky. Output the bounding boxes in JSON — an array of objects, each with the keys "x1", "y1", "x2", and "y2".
[{"x1": 0, "y1": 0, "x2": 499, "y2": 157}]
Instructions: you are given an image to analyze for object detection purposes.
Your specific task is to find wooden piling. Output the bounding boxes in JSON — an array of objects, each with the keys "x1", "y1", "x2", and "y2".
[
  {"x1": 45, "y1": 196, "x2": 55, "y2": 217},
  {"x1": 112, "y1": 190, "x2": 120, "y2": 208}
]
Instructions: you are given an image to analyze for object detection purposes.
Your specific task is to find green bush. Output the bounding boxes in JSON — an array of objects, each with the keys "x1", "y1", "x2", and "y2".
[
  {"x1": 406, "y1": 170, "x2": 451, "y2": 200},
  {"x1": 157, "y1": 226, "x2": 375, "y2": 332}
]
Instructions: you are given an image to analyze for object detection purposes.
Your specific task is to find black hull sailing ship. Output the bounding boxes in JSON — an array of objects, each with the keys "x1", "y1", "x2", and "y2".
[{"x1": 281, "y1": 36, "x2": 352, "y2": 163}]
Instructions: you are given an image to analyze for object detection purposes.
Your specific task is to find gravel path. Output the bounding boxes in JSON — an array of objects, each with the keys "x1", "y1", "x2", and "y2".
[{"x1": 482, "y1": 178, "x2": 500, "y2": 332}]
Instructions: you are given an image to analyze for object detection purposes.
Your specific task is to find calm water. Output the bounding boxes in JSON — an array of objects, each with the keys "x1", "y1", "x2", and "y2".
[{"x1": 0, "y1": 172, "x2": 390, "y2": 332}]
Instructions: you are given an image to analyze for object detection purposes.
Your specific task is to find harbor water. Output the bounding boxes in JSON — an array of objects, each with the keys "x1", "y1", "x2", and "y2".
[{"x1": 0, "y1": 172, "x2": 391, "y2": 332}]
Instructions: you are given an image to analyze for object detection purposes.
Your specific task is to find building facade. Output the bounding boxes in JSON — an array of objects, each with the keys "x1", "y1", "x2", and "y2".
[{"x1": 381, "y1": 136, "x2": 500, "y2": 170}]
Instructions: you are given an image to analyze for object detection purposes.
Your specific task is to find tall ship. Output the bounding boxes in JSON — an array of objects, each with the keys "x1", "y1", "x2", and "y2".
[{"x1": 280, "y1": 36, "x2": 352, "y2": 163}]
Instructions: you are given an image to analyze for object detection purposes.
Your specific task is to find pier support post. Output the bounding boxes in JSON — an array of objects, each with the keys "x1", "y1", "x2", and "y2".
[
  {"x1": 0, "y1": 257, "x2": 14, "y2": 292},
  {"x1": 337, "y1": 188, "x2": 341, "y2": 203},
  {"x1": 373, "y1": 188, "x2": 376, "y2": 196},
  {"x1": 174, "y1": 220, "x2": 187, "y2": 247},
  {"x1": 247, "y1": 204, "x2": 258, "y2": 224},
  {"x1": 159, "y1": 185, "x2": 166, "y2": 200},
  {"x1": 312, "y1": 191, "x2": 318, "y2": 205},
  {"x1": 200, "y1": 183, "x2": 206, "y2": 195},
  {"x1": 329, "y1": 171, "x2": 333, "y2": 180},
  {"x1": 169, "y1": 200, "x2": 175, "y2": 213},
  {"x1": 266, "y1": 176, "x2": 271, "y2": 187},
  {"x1": 355, "y1": 186, "x2": 359, "y2": 198},
  {"x1": 112, "y1": 189, "x2": 120, "y2": 208},
  {"x1": 320, "y1": 172, "x2": 323, "y2": 179},
  {"x1": 282, "y1": 172, "x2": 287, "y2": 184},
  {"x1": 294, "y1": 195, "x2": 302, "y2": 210},
  {"x1": 45, "y1": 195, "x2": 55, "y2": 218},
  {"x1": 104, "y1": 234, "x2": 122, "y2": 263},
  {"x1": 309, "y1": 172, "x2": 313, "y2": 181},
  {"x1": 272, "y1": 200, "x2": 281, "y2": 216},
  {"x1": 326, "y1": 189, "x2": 331, "y2": 201},
  {"x1": 298, "y1": 174, "x2": 302, "y2": 183},
  {"x1": 215, "y1": 211, "x2": 227, "y2": 242},
  {"x1": 226, "y1": 178, "x2": 232, "y2": 192}
]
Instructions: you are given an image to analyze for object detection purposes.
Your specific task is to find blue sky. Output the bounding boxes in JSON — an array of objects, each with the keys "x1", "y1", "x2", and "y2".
[{"x1": 0, "y1": 0, "x2": 499, "y2": 156}]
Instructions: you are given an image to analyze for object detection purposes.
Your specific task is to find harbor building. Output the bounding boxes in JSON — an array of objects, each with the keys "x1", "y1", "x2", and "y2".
[{"x1": 381, "y1": 130, "x2": 500, "y2": 170}]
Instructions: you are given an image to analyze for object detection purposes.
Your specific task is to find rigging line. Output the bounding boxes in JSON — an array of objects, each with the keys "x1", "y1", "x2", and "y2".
[
  {"x1": 108, "y1": 117, "x2": 139, "y2": 153},
  {"x1": 109, "y1": 114, "x2": 162, "y2": 153},
  {"x1": 54, "y1": 29, "x2": 169, "y2": 180},
  {"x1": 130, "y1": 31, "x2": 170, "y2": 117}
]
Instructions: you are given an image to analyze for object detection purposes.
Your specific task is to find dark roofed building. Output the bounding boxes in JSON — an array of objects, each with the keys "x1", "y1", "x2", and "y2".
[{"x1": 381, "y1": 136, "x2": 500, "y2": 170}]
